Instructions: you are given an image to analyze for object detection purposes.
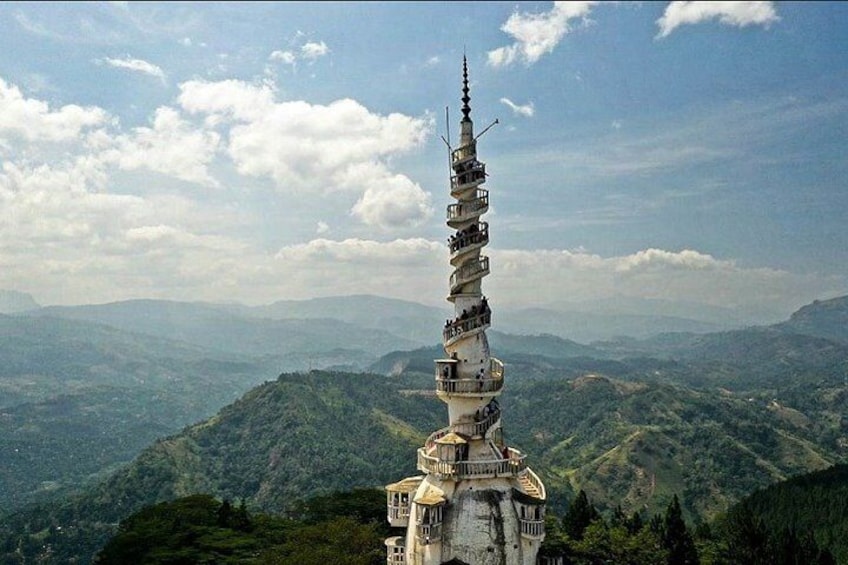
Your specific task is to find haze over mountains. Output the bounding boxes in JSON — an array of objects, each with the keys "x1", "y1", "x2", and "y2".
[{"x1": 1, "y1": 291, "x2": 847, "y2": 563}]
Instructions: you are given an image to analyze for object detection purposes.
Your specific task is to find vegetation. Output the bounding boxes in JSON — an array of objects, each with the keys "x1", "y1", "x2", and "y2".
[
  {"x1": 94, "y1": 490, "x2": 387, "y2": 565},
  {"x1": 2, "y1": 295, "x2": 848, "y2": 562}
]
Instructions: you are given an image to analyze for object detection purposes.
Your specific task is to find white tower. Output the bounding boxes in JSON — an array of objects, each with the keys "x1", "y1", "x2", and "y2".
[{"x1": 385, "y1": 58, "x2": 546, "y2": 565}]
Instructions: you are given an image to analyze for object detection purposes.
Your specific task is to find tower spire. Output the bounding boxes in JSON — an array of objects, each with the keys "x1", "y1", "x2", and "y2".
[{"x1": 461, "y1": 55, "x2": 471, "y2": 123}]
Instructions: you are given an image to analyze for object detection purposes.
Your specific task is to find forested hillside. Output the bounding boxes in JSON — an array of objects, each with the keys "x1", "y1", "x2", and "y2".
[{"x1": 0, "y1": 314, "x2": 276, "y2": 511}]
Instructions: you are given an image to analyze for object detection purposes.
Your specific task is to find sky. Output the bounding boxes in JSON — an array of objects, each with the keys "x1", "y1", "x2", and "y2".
[{"x1": 0, "y1": 1, "x2": 846, "y2": 319}]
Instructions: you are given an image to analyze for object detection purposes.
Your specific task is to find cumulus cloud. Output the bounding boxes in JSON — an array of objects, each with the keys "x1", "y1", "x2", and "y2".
[
  {"x1": 488, "y1": 1, "x2": 597, "y2": 67},
  {"x1": 349, "y1": 164, "x2": 433, "y2": 229},
  {"x1": 178, "y1": 79, "x2": 433, "y2": 224},
  {"x1": 96, "y1": 56, "x2": 166, "y2": 81},
  {"x1": 102, "y1": 106, "x2": 221, "y2": 186},
  {"x1": 656, "y1": 1, "x2": 779, "y2": 38},
  {"x1": 500, "y1": 97, "x2": 535, "y2": 117},
  {"x1": 300, "y1": 40, "x2": 329, "y2": 60},
  {"x1": 0, "y1": 77, "x2": 108, "y2": 142}
]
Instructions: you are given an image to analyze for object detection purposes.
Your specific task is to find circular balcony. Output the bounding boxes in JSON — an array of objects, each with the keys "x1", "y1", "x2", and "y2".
[
  {"x1": 442, "y1": 310, "x2": 491, "y2": 347},
  {"x1": 446, "y1": 189, "x2": 488, "y2": 227},
  {"x1": 451, "y1": 140, "x2": 476, "y2": 166},
  {"x1": 423, "y1": 411, "x2": 501, "y2": 450},
  {"x1": 448, "y1": 222, "x2": 489, "y2": 260},
  {"x1": 449, "y1": 256, "x2": 489, "y2": 295},
  {"x1": 450, "y1": 162, "x2": 486, "y2": 196},
  {"x1": 416, "y1": 446, "x2": 527, "y2": 479}
]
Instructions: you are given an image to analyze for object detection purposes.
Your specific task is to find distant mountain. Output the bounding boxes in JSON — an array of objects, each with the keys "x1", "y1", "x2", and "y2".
[
  {"x1": 0, "y1": 314, "x2": 276, "y2": 512},
  {"x1": 34, "y1": 299, "x2": 421, "y2": 366},
  {"x1": 0, "y1": 290, "x2": 39, "y2": 313},
  {"x1": 775, "y1": 295, "x2": 848, "y2": 344},
  {"x1": 497, "y1": 307, "x2": 736, "y2": 343},
  {"x1": 239, "y1": 294, "x2": 449, "y2": 344}
]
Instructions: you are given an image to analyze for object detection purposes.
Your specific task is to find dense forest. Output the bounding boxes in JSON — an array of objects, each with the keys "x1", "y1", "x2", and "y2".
[{"x1": 35, "y1": 474, "x2": 844, "y2": 565}]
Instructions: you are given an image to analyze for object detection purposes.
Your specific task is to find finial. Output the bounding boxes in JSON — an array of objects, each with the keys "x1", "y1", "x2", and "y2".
[{"x1": 461, "y1": 56, "x2": 471, "y2": 123}]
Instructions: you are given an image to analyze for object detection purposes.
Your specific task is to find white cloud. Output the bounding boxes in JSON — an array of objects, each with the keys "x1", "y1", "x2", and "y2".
[
  {"x1": 178, "y1": 79, "x2": 276, "y2": 121},
  {"x1": 656, "y1": 1, "x2": 779, "y2": 39},
  {"x1": 425, "y1": 56, "x2": 440, "y2": 67},
  {"x1": 96, "y1": 56, "x2": 166, "y2": 81},
  {"x1": 488, "y1": 1, "x2": 597, "y2": 67},
  {"x1": 349, "y1": 164, "x2": 433, "y2": 228},
  {"x1": 103, "y1": 106, "x2": 221, "y2": 186},
  {"x1": 269, "y1": 50, "x2": 296, "y2": 65},
  {"x1": 178, "y1": 79, "x2": 433, "y2": 224},
  {"x1": 486, "y1": 247, "x2": 844, "y2": 312},
  {"x1": 316, "y1": 221, "x2": 329, "y2": 234},
  {"x1": 0, "y1": 77, "x2": 108, "y2": 142},
  {"x1": 500, "y1": 97, "x2": 535, "y2": 117},
  {"x1": 300, "y1": 40, "x2": 329, "y2": 60}
]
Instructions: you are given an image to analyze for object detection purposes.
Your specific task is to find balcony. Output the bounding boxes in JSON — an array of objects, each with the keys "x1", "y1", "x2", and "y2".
[
  {"x1": 448, "y1": 222, "x2": 489, "y2": 256},
  {"x1": 451, "y1": 140, "x2": 476, "y2": 165},
  {"x1": 417, "y1": 446, "x2": 527, "y2": 479},
  {"x1": 424, "y1": 412, "x2": 500, "y2": 451},
  {"x1": 386, "y1": 476, "x2": 422, "y2": 528},
  {"x1": 450, "y1": 162, "x2": 486, "y2": 195},
  {"x1": 449, "y1": 256, "x2": 489, "y2": 294},
  {"x1": 446, "y1": 189, "x2": 488, "y2": 227},
  {"x1": 520, "y1": 518, "x2": 545, "y2": 539},
  {"x1": 435, "y1": 374, "x2": 503, "y2": 396},
  {"x1": 385, "y1": 536, "x2": 405, "y2": 564},
  {"x1": 416, "y1": 522, "x2": 442, "y2": 544},
  {"x1": 442, "y1": 310, "x2": 491, "y2": 347},
  {"x1": 435, "y1": 357, "x2": 503, "y2": 396}
]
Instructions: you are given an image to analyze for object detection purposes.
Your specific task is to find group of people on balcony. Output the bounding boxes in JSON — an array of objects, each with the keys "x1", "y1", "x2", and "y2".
[
  {"x1": 475, "y1": 398, "x2": 500, "y2": 422},
  {"x1": 453, "y1": 160, "x2": 485, "y2": 188},
  {"x1": 448, "y1": 222, "x2": 487, "y2": 253},
  {"x1": 443, "y1": 297, "x2": 491, "y2": 339}
]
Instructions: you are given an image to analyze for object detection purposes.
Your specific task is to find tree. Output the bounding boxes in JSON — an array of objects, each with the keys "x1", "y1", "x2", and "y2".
[
  {"x1": 662, "y1": 495, "x2": 699, "y2": 565},
  {"x1": 563, "y1": 490, "x2": 600, "y2": 541}
]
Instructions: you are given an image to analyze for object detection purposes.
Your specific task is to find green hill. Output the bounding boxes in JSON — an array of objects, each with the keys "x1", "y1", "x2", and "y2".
[
  {"x1": 721, "y1": 463, "x2": 848, "y2": 563},
  {"x1": 0, "y1": 314, "x2": 277, "y2": 512},
  {"x1": 776, "y1": 295, "x2": 848, "y2": 344},
  {"x1": 3, "y1": 365, "x2": 845, "y2": 563}
]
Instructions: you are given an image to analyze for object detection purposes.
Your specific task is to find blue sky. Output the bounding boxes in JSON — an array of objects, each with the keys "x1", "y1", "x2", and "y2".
[{"x1": 0, "y1": 1, "x2": 846, "y2": 319}]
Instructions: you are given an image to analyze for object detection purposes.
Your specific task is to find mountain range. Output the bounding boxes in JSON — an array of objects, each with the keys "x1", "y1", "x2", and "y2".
[{"x1": 1, "y1": 292, "x2": 846, "y2": 563}]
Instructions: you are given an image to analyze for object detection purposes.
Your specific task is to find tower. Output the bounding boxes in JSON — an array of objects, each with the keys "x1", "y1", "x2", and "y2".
[{"x1": 385, "y1": 58, "x2": 546, "y2": 565}]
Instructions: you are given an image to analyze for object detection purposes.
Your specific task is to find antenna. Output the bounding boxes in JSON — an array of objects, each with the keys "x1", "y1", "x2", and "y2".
[
  {"x1": 475, "y1": 118, "x2": 499, "y2": 141},
  {"x1": 440, "y1": 106, "x2": 453, "y2": 175}
]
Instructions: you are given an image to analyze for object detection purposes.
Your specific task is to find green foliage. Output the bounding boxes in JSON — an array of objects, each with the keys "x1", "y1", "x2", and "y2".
[
  {"x1": 720, "y1": 464, "x2": 848, "y2": 563},
  {"x1": 95, "y1": 490, "x2": 386, "y2": 565}
]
